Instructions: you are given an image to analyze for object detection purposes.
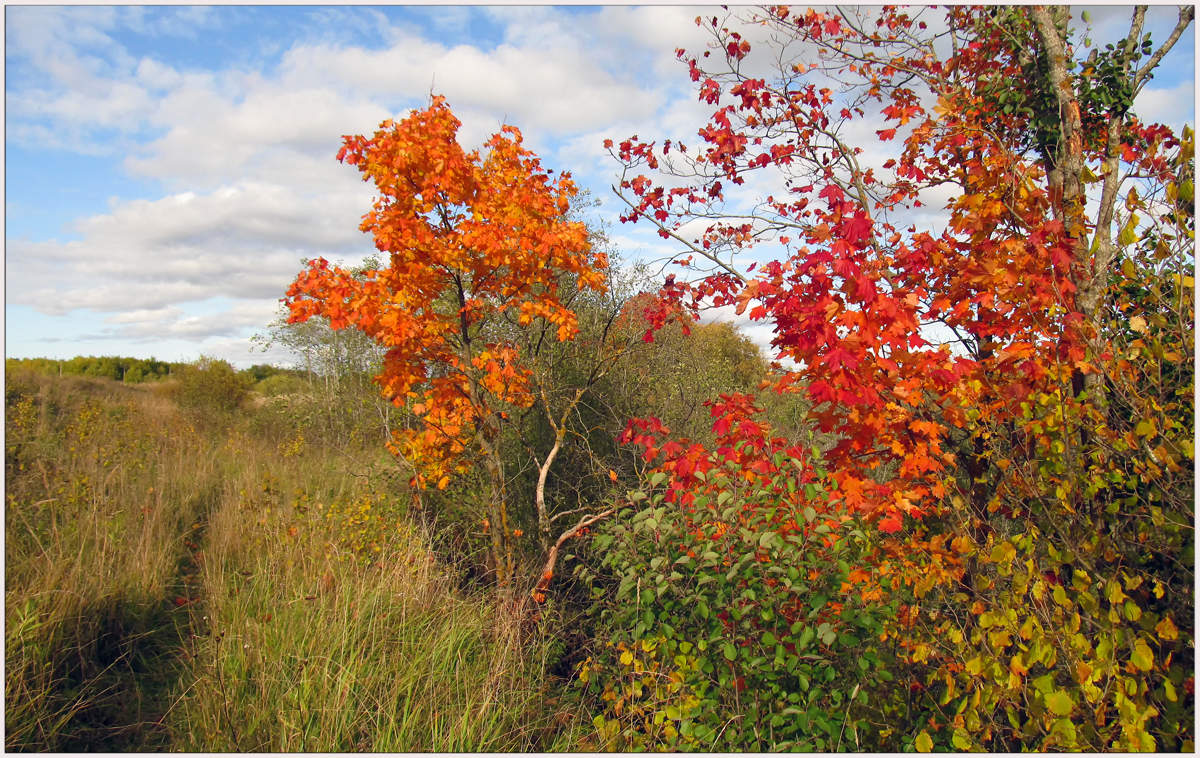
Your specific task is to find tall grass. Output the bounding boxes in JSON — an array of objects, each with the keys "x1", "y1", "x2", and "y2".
[
  {"x1": 5, "y1": 372, "x2": 213, "y2": 750},
  {"x1": 4, "y1": 370, "x2": 580, "y2": 751}
]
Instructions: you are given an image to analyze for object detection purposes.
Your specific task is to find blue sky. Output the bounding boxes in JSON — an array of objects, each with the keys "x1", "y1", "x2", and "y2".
[{"x1": 4, "y1": 4, "x2": 1195, "y2": 368}]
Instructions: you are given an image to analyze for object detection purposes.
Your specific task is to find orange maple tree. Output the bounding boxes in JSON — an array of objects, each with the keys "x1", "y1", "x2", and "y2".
[{"x1": 286, "y1": 96, "x2": 607, "y2": 588}]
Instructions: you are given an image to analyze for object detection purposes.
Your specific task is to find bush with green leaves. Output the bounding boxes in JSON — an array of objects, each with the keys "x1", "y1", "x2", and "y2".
[
  {"x1": 172, "y1": 357, "x2": 252, "y2": 417},
  {"x1": 576, "y1": 397, "x2": 902, "y2": 751}
]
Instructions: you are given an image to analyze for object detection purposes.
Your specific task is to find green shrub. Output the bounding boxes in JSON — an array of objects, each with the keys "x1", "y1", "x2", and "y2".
[
  {"x1": 254, "y1": 373, "x2": 309, "y2": 397},
  {"x1": 578, "y1": 423, "x2": 901, "y2": 751},
  {"x1": 173, "y1": 357, "x2": 251, "y2": 417}
]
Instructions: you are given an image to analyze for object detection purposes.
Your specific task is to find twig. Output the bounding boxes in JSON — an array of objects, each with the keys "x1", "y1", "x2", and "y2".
[{"x1": 531, "y1": 508, "x2": 615, "y2": 598}]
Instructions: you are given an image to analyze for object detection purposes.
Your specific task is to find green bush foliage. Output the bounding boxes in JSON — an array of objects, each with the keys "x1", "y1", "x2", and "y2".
[
  {"x1": 171, "y1": 357, "x2": 252, "y2": 417},
  {"x1": 577, "y1": 399, "x2": 901, "y2": 751}
]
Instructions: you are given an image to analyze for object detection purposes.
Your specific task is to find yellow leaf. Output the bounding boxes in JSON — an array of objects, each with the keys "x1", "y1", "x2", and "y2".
[
  {"x1": 915, "y1": 731, "x2": 934, "y2": 752},
  {"x1": 991, "y1": 541, "x2": 1016, "y2": 564},
  {"x1": 1046, "y1": 689, "x2": 1073, "y2": 716},
  {"x1": 1009, "y1": 654, "x2": 1029, "y2": 676},
  {"x1": 1130, "y1": 639, "x2": 1154, "y2": 671},
  {"x1": 619, "y1": 650, "x2": 634, "y2": 666},
  {"x1": 1164, "y1": 679, "x2": 1178, "y2": 702},
  {"x1": 1118, "y1": 214, "x2": 1140, "y2": 247},
  {"x1": 1155, "y1": 615, "x2": 1179, "y2": 641}
]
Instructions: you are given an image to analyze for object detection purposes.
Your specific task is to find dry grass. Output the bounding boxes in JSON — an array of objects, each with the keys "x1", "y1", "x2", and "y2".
[{"x1": 4, "y1": 370, "x2": 579, "y2": 751}]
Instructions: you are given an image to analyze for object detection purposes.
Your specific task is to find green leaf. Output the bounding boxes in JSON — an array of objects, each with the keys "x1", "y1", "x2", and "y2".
[
  {"x1": 1032, "y1": 673, "x2": 1054, "y2": 694},
  {"x1": 1051, "y1": 717, "x2": 1077, "y2": 747},
  {"x1": 798, "y1": 626, "x2": 815, "y2": 650},
  {"x1": 723, "y1": 641, "x2": 737, "y2": 661}
]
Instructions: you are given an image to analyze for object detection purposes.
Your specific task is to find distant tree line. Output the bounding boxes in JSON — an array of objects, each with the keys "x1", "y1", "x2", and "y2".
[
  {"x1": 6, "y1": 356, "x2": 183, "y2": 383},
  {"x1": 5, "y1": 356, "x2": 305, "y2": 387}
]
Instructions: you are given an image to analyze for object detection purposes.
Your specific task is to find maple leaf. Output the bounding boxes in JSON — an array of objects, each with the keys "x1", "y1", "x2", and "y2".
[{"x1": 878, "y1": 511, "x2": 904, "y2": 534}]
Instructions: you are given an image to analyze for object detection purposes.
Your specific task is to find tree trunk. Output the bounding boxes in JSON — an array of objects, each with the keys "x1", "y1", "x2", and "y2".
[
  {"x1": 478, "y1": 417, "x2": 513, "y2": 590},
  {"x1": 535, "y1": 428, "x2": 565, "y2": 551},
  {"x1": 1030, "y1": 5, "x2": 1104, "y2": 405}
]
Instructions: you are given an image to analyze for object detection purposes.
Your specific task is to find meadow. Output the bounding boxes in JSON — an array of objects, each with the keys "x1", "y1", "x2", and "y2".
[{"x1": 4, "y1": 366, "x2": 584, "y2": 751}]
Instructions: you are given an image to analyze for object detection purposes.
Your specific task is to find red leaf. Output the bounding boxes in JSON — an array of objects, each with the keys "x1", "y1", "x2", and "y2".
[{"x1": 878, "y1": 512, "x2": 903, "y2": 534}]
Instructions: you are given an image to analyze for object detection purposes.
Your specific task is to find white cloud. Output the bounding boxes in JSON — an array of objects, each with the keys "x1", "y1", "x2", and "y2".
[
  {"x1": 7, "y1": 179, "x2": 374, "y2": 321},
  {"x1": 135, "y1": 58, "x2": 184, "y2": 91},
  {"x1": 1135, "y1": 80, "x2": 1196, "y2": 131},
  {"x1": 274, "y1": 33, "x2": 662, "y2": 140},
  {"x1": 95, "y1": 300, "x2": 278, "y2": 341},
  {"x1": 119, "y1": 6, "x2": 218, "y2": 40}
]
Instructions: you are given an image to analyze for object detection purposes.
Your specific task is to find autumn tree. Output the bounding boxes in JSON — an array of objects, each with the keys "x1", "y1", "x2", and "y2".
[
  {"x1": 286, "y1": 97, "x2": 608, "y2": 591},
  {"x1": 588, "y1": 4, "x2": 1193, "y2": 750}
]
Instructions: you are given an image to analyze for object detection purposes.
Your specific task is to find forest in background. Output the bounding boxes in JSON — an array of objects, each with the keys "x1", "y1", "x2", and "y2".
[{"x1": 6, "y1": 5, "x2": 1194, "y2": 752}]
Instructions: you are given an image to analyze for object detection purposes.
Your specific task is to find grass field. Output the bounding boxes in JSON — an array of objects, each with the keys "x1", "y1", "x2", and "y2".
[{"x1": 4, "y1": 370, "x2": 581, "y2": 751}]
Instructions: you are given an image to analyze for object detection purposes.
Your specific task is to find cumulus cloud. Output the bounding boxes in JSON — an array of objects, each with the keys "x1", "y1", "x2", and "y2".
[
  {"x1": 7, "y1": 179, "x2": 374, "y2": 318},
  {"x1": 1136, "y1": 80, "x2": 1196, "y2": 132},
  {"x1": 92, "y1": 300, "x2": 279, "y2": 341},
  {"x1": 273, "y1": 34, "x2": 662, "y2": 142}
]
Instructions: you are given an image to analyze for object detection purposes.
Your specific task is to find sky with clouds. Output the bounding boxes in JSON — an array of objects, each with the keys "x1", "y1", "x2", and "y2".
[{"x1": 4, "y1": 4, "x2": 1195, "y2": 368}]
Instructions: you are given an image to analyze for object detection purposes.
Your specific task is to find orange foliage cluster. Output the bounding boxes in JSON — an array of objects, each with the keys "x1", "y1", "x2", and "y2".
[{"x1": 286, "y1": 96, "x2": 607, "y2": 487}]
